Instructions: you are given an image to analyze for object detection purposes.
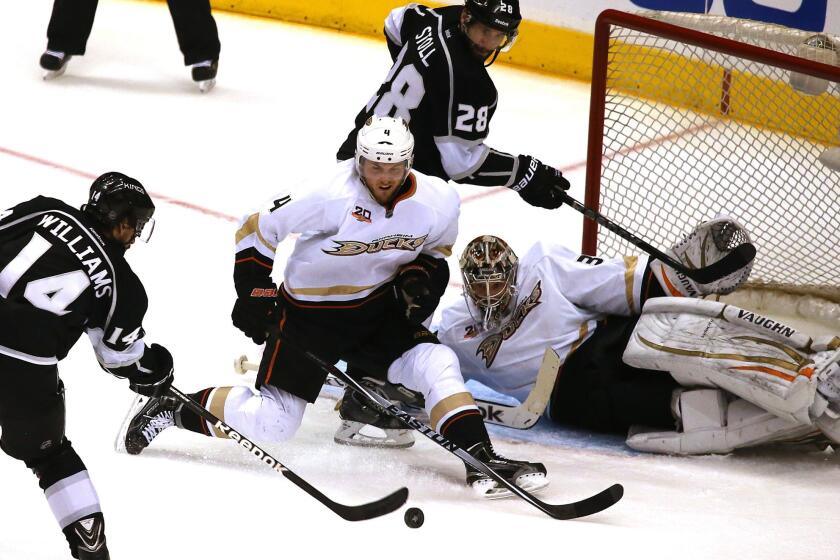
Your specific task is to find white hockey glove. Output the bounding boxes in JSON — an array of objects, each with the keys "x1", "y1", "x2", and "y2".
[{"x1": 651, "y1": 215, "x2": 753, "y2": 297}]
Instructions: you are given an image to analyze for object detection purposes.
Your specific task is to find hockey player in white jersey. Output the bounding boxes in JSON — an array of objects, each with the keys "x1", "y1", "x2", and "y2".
[
  {"x1": 436, "y1": 229, "x2": 840, "y2": 455},
  {"x1": 120, "y1": 116, "x2": 548, "y2": 497}
]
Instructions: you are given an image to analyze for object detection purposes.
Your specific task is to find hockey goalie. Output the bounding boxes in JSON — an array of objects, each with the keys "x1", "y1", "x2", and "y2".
[{"x1": 434, "y1": 216, "x2": 840, "y2": 455}]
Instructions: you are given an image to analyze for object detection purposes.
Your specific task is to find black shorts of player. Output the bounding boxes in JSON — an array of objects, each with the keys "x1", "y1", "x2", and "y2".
[
  {"x1": 547, "y1": 315, "x2": 679, "y2": 435},
  {"x1": 257, "y1": 284, "x2": 439, "y2": 403},
  {"x1": 0, "y1": 353, "x2": 66, "y2": 463}
]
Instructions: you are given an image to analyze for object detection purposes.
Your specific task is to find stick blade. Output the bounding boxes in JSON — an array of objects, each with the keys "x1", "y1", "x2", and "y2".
[
  {"x1": 544, "y1": 483, "x2": 624, "y2": 520},
  {"x1": 332, "y1": 487, "x2": 409, "y2": 522},
  {"x1": 686, "y1": 242, "x2": 756, "y2": 284}
]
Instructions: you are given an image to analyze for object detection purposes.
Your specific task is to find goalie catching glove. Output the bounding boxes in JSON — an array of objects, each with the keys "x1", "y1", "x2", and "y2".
[
  {"x1": 509, "y1": 155, "x2": 568, "y2": 210},
  {"x1": 651, "y1": 215, "x2": 754, "y2": 298}
]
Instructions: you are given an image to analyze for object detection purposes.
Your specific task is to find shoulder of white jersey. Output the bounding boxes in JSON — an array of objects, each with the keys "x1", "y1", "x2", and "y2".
[
  {"x1": 438, "y1": 294, "x2": 472, "y2": 335},
  {"x1": 412, "y1": 170, "x2": 460, "y2": 213},
  {"x1": 521, "y1": 241, "x2": 578, "y2": 266}
]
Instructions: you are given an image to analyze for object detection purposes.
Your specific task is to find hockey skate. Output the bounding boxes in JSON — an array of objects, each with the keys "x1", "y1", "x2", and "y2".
[
  {"x1": 40, "y1": 50, "x2": 71, "y2": 80},
  {"x1": 465, "y1": 441, "x2": 548, "y2": 499},
  {"x1": 191, "y1": 59, "x2": 218, "y2": 93},
  {"x1": 64, "y1": 514, "x2": 109, "y2": 560},
  {"x1": 117, "y1": 393, "x2": 179, "y2": 455},
  {"x1": 334, "y1": 380, "x2": 423, "y2": 449}
]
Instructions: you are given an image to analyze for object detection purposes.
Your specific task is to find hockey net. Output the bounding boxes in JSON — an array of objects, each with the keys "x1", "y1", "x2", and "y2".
[{"x1": 583, "y1": 10, "x2": 840, "y2": 332}]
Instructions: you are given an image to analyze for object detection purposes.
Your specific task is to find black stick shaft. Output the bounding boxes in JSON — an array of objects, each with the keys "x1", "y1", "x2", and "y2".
[
  {"x1": 168, "y1": 386, "x2": 408, "y2": 522},
  {"x1": 299, "y1": 350, "x2": 623, "y2": 520}
]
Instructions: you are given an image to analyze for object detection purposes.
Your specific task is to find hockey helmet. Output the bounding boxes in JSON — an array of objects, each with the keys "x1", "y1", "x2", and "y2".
[
  {"x1": 82, "y1": 172, "x2": 155, "y2": 242},
  {"x1": 355, "y1": 115, "x2": 415, "y2": 184},
  {"x1": 460, "y1": 235, "x2": 518, "y2": 330},
  {"x1": 463, "y1": 0, "x2": 521, "y2": 61}
]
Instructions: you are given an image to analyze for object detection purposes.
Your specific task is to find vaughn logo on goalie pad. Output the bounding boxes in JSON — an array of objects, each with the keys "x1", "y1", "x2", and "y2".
[{"x1": 736, "y1": 309, "x2": 797, "y2": 338}]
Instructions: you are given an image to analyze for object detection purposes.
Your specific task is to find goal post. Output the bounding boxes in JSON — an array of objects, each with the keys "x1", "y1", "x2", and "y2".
[{"x1": 583, "y1": 10, "x2": 840, "y2": 328}]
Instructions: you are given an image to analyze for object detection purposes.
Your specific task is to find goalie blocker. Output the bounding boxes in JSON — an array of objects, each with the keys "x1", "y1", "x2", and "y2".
[{"x1": 623, "y1": 297, "x2": 840, "y2": 454}]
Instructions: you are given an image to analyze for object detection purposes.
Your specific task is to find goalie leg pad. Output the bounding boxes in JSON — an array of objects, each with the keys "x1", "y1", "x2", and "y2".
[
  {"x1": 623, "y1": 297, "x2": 818, "y2": 424},
  {"x1": 627, "y1": 389, "x2": 814, "y2": 454},
  {"x1": 217, "y1": 385, "x2": 307, "y2": 443}
]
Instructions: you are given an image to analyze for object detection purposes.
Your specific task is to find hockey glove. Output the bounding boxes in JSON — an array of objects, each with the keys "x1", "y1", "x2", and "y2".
[
  {"x1": 129, "y1": 343, "x2": 174, "y2": 398},
  {"x1": 510, "y1": 155, "x2": 569, "y2": 209},
  {"x1": 394, "y1": 255, "x2": 448, "y2": 322},
  {"x1": 231, "y1": 286, "x2": 279, "y2": 345}
]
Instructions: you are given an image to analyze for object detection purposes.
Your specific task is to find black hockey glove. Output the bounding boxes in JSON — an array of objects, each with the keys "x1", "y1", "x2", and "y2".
[
  {"x1": 231, "y1": 286, "x2": 279, "y2": 345},
  {"x1": 394, "y1": 255, "x2": 449, "y2": 322},
  {"x1": 129, "y1": 343, "x2": 174, "y2": 398},
  {"x1": 510, "y1": 155, "x2": 569, "y2": 209}
]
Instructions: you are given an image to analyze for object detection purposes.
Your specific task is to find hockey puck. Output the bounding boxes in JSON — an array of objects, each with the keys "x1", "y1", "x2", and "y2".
[{"x1": 404, "y1": 507, "x2": 424, "y2": 528}]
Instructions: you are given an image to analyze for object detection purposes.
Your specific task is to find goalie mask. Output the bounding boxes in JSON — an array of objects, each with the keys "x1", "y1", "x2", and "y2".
[{"x1": 460, "y1": 235, "x2": 518, "y2": 330}]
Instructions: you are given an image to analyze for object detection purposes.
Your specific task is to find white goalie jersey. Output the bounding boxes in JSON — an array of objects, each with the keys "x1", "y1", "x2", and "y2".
[
  {"x1": 436, "y1": 242, "x2": 651, "y2": 402},
  {"x1": 234, "y1": 160, "x2": 459, "y2": 302}
]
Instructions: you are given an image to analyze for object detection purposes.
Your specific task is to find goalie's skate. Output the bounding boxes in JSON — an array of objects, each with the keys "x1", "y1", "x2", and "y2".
[
  {"x1": 40, "y1": 50, "x2": 71, "y2": 80},
  {"x1": 115, "y1": 393, "x2": 178, "y2": 455},
  {"x1": 465, "y1": 442, "x2": 549, "y2": 499}
]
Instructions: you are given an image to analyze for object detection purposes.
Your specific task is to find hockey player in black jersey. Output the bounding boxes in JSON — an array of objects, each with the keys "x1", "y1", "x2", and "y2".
[
  {"x1": 337, "y1": 0, "x2": 569, "y2": 210},
  {"x1": 0, "y1": 172, "x2": 175, "y2": 559}
]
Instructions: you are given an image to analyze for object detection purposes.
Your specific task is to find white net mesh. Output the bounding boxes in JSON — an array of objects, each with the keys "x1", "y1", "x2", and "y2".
[{"x1": 587, "y1": 11, "x2": 840, "y2": 326}]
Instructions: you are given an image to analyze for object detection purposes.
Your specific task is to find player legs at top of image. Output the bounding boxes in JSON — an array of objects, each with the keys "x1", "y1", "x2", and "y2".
[
  {"x1": 120, "y1": 115, "x2": 548, "y2": 497},
  {"x1": 0, "y1": 173, "x2": 176, "y2": 558},
  {"x1": 336, "y1": 0, "x2": 570, "y2": 210},
  {"x1": 39, "y1": 0, "x2": 220, "y2": 90}
]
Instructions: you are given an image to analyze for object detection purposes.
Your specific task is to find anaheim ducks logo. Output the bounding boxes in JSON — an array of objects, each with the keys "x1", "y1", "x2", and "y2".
[
  {"x1": 323, "y1": 234, "x2": 428, "y2": 256},
  {"x1": 476, "y1": 281, "x2": 542, "y2": 367}
]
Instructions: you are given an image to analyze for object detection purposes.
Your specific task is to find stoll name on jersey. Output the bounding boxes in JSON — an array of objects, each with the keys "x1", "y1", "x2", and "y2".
[
  {"x1": 38, "y1": 213, "x2": 113, "y2": 297},
  {"x1": 415, "y1": 26, "x2": 436, "y2": 67}
]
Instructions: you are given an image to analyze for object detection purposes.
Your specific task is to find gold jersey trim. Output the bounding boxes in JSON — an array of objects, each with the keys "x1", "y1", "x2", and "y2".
[
  {"x1": 430, "y1": 392, "x2": 477, "y2": 429},
  {"x1": 623, "y1": 255, "x2": 639, "y2": 315},
  {"x1": 236, "y1": 213, "x2": 277, "y2": 252},
  {"x1": 209, "y1": 386, "x2": 235, "y2": 438},
  {"x1": 285, "y1": 283, "x2": 379, "y2": 296}
]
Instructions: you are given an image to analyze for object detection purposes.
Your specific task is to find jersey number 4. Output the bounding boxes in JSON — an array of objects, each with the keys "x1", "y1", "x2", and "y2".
[{"x1": 0, "y1": 233, "x2": 90, "y2": 315}]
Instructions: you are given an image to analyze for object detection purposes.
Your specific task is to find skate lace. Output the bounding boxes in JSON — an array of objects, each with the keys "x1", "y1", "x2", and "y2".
[{"x1": 141, "y1": 410, "x2": 174, "y2": 442}]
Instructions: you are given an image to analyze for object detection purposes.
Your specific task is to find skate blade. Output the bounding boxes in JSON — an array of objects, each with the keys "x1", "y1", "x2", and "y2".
[
  {"x1": 113, "y1": 394, "x2": 149, "y2": 453},
  {"x1": 197, "y1": 79, "x2": 216, "y2": 93},
  {"x1": 334, "y1": 421, "x2": 414, "y2": 449},
  {"x1": 472, "y1": 472, "x2": 550, "y2": 500},
  {"x1": 42, "y1": 66, "x2": 67, "y2": 81}
]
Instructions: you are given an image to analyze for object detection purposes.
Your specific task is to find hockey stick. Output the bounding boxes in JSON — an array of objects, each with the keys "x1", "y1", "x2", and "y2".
[
  {"x1": 474, "y1": 347, "x2": 561, "y2": 429},
  {"x1": 166, "y1": 386, "x2": 409, "y2": 522},
  {"x1": 290, "y1": 346, "x2": 623, "y2": 520},
  {"x1": 558, "y1": 191, "x2": 756, "y2": 285},
  {"x1": 233, "y1": 351, "x2": 558, "y2": 430}
]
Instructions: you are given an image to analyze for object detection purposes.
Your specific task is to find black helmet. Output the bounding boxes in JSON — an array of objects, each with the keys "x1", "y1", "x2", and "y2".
[
  {"x1": 82, "y1": 172, "x2": 155, "y2": 240},
  {"x1": 463, "y1": 0, "x2": 521, "y2": 65},
  {"x1": 465, "y1": 0, "x2": 521, "y2": 34}
]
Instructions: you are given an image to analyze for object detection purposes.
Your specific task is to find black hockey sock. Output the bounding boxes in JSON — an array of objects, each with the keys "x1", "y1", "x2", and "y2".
[
  {"x1": 176, "y1": 388, "x2": 216, "y2": 436},
  {"x1": 439, "y1": 409, "x2": 489, "y2": 449}
]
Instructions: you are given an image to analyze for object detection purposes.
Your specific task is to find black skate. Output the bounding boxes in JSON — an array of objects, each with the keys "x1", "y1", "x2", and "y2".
[
  {"x1": 64, "y1": 514, "x2": 109, "y2": 560},
  {"x1": 465, "y1": 442, "x2": 549, "y2": 499},
  {"x1": 120, "y1": 394, "x2": 179, "y2": 455},
  {"x1": 191, "y1": 59, "x2": 218, "y2": 93},
  {"x1": 334, "y1": 379, "x2": 423, "y2": 449},
  {"x1": 40, "y1": 50, "x2": 71, "y2": 80}
]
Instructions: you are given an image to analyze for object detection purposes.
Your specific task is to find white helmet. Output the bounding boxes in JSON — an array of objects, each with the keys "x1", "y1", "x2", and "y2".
[{"x1": 355, "y1": 115, "x2": 415, "y2": 175}]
